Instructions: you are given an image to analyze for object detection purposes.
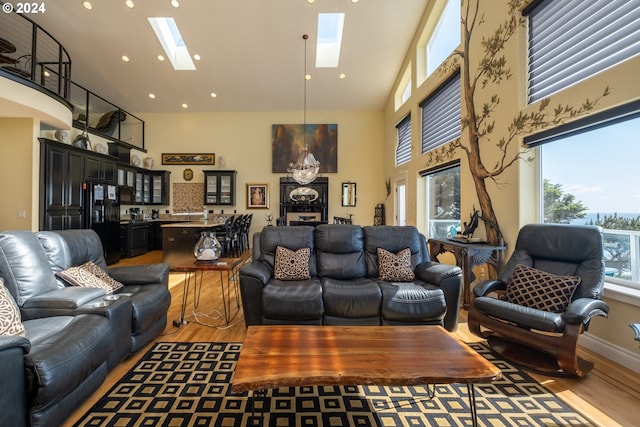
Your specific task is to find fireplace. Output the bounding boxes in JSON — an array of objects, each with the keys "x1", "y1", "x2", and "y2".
[{"x1": 279, "y1": 177, "x2": 328, "y2": 225}]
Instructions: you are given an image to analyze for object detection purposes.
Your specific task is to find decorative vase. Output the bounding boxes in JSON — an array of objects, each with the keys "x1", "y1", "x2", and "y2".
[{"x1": 194, "y1": 231, "x2": 222, "y2": 261}]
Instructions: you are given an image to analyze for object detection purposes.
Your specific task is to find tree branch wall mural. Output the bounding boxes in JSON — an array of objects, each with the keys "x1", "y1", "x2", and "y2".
[{"x1": 426, "y1": 0, "x2": 608, "y2": 246}]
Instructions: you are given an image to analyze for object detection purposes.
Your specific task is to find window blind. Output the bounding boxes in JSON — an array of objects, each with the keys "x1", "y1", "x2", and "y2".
[
  {"x1": 395, "y1": 114, "x2": 412, "y2": 166},
  {"x1": 420, "y1": 72, "x2": 461, "y2": 154},
  {"x1": 527, "y1": 0, "x2": 640, "y2": 104}
]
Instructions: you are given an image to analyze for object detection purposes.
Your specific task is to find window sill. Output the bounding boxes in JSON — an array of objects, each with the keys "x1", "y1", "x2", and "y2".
[{"x1": 604, "y1": 282, "x2": 640, "y2": 307}]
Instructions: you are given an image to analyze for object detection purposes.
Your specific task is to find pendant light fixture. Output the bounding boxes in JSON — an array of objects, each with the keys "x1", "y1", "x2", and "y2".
[{"x1": 288, "y1": 34, "x2": 320, "y2": 185}]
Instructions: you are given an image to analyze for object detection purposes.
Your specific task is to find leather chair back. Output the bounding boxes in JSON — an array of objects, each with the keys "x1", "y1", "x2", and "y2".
[
  {"x1": 37, "y1": 229, "x2": 108, "y2": 274},
  {"x1": 362, "y1": 226, "x2": 429, "y2": 279},
  {"x1": 0, "y1": 230, "x2": 59, "y2": 305},
  {"x1": 259, "y1": 226, "x2": 317, "y2": 277},
  {"x1": 499, "y1": 224, "x2": 605, "y2": 300},
  {"x1": 315, "y1": 224, "x2": 366, "y2": 279}
]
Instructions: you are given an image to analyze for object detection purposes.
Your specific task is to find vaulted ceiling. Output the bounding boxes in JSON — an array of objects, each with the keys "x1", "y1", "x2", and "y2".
[{"x1": 30, "y1": 0, "x2": 428, "y2": 113}]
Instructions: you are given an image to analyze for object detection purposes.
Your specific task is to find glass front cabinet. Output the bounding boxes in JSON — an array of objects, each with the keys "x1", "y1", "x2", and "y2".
[{"x1": 204, "y1": 170, "x2": 237, "y2": 205}]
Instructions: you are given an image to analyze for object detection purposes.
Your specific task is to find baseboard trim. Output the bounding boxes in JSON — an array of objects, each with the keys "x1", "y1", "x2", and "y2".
[{"x1": 581, "y1": 332, "x2": 640, "y2": 373}]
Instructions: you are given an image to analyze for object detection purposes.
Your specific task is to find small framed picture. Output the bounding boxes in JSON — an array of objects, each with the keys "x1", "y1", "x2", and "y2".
[{"x1": 247, "y1": 183, "x2": 269, "y2": 209}]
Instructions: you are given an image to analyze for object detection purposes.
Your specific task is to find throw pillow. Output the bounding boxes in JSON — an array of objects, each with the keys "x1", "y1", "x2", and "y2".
[
  {"x1": 274, "y1": 246, "x2": 311, "y2": 280},
  {"x1": 0, "y1": 279, "x2": 26, "y2": 337},
  {"x1": 56, "y1": 261, "x2": 124, "y2": 294},
  {"x1": 503, "y1": 264, "x2": 581, "y2": 313},
  {"x1": 377, "y1": 247, "x2": 415, "y2": 282}
]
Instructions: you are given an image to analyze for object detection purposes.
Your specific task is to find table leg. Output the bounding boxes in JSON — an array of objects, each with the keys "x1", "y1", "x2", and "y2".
[
  {"x1": 218, "y1": 270, "x2": 230, "y2": 324},
  {"x1": 175, "y1": 271, "x2": 192, "y2": 327},
  {"x1": 467, "y1": 384, "x2": 478, "y2": 427}
]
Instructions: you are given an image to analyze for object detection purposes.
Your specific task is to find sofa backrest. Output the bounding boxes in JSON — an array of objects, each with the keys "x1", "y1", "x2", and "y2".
[
  {"x1": 315, "y1": 224, "x2": 366, "y2": 279},
  {"x1": 362, "y1": 226, "x2": 428, "y2": 278},
  {"x1": 259, "y1": 226, "x2": 317, "y2": 276},
  {"x1": 37, "y1": 230, "x2": 108, "y2": 277},
  {"x1": 0, "y1": 230, "x2": 60, "y2": 306}
]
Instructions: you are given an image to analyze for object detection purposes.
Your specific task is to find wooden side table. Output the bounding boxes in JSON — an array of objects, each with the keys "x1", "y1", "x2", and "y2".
[
  {"x1": 172, "y1": 257, "x2": 243, "y2": 326},
  {"x1": 428, "y1": 238, "x2": 506, "y2": 309}
]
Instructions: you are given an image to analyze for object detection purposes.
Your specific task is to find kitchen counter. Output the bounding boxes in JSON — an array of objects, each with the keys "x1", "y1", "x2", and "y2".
[{"x1": 161, "y1": 220, "x2": 225, "y2": 228}]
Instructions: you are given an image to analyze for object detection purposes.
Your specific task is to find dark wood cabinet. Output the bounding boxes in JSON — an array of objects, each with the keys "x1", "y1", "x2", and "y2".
[
  {"x1": 204, "y1": 170, "x2": 237, "y2": 205},
  {"x1": 41, "y1": 141, "x2": 86, "y2": 230},
  {"x1": 85, "y1": 153, "x2": 116, "y2": 183},
  {"x1": 150, "y1": 171, "x2": 171, "y2": 205}
]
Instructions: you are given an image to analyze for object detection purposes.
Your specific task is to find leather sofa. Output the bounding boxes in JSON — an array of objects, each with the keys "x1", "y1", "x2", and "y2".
[
  {"x1": 0, "y1": 229, "x2": 171, "y2": 427},
  {"x1": 239, "y1": 225, "x2": 462, "y2": 331}
]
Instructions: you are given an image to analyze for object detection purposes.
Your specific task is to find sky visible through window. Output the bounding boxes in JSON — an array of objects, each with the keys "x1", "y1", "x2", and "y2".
[{"x1": 541, "y1": 115, "x2": 640, "y2": 222}]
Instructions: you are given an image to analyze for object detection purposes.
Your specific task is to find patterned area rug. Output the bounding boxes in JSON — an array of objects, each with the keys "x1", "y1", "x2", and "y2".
[{"x1": 73, "y1": 342, "x2": 594, "y2": 427}]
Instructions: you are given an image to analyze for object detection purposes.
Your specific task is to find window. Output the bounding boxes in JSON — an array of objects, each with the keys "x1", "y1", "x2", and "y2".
[
  {"x1": 425, "y1": 0, "x2": 460, "y2": 77},
  {"x1": 527, "y1": 101, "x2": 640, "y2": 290},
  {"x1": 421, "y1": 72, "x2": 461, "y2": 154},
  {"x1": 394, "y1": 63, "x2": 412, "y2": 110},
  {"x1": 526, "y1": 0, "x2": 640, "y2": 104},
  {"x1": 395, "y1": 114, "x2": 412, "y2": 166},
  {"x1": 422, "y1": 162, "x2": 460, "y2": 239}
]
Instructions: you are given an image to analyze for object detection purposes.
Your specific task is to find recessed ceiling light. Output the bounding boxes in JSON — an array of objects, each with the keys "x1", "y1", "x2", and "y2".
[
  {"x1": 339, "y1": 73, "x2": 346, "y2": 79},
  {"x1": 316, "y1": 13, "x2": 345, "y2": 68},
  {"x1": 307, "y1": 0, "x2": 316, "y2": 3},
  {"x1": 82, "y1": 1, "x2": 93, "y2": 10},
  {"x1": 157, "y1": 54, "x2": 165, "y2": 61},
  {"x1": 125, "y1": 0, "x2": 134, "y2": 8},
  {"x1": 122, "y1": 55, "x2": 130, "y2": 62},
  {"x1": 148, "y1": 93, "x2": 156, "y2": 99},
  {"x1": 148, "y1": 17, "x2": 196, "y2": 70},
  {"x1": 351, "y1": 0, "x2": 359, "y2": 3},
  {"x1": 170, "y1": 0, "x2": 180, "y2": 7},
  {"x1": 181, "y1": 103, "x2": 188, "y2": 109},
  {"x1": 305, "y1": 74, "x2": 312, "y2": 81},
  {"x1": 210, "y1": 93, "x2": 217, "y2": 98},
  {"x1": 44, "y1": 70, "x2": 50, "y2": 77},
  {"x1": 193, "y1": 54, "x2": 201, "y2": 61}
]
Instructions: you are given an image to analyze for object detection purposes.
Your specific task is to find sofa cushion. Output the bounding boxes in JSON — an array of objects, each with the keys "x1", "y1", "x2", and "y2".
[
  {"x1": 56, "y1": 262, "x2": 124, "y2": 294},
  {"x1": 322, "y1": 277, "x2": 381, "y2": 319},
  {"x1": 503, "y1": 264, "x2": 581, "y2": 313},
  {"x1": 262, "y1": 279, "x2": 323, "y2": 320},
  {"x1": 380, "y1": 281, "x2": 447, "y2": 323},
  {"x1": 377, "y1": 247, "x2": 415, "y2": 281},
  {"x1": 274, "y1": 246, "x2": 311, "y2": 280},
  {"x1": 0, "y1": 231, "x2": 60, "y2": 306},
  {"x1": 315, "y1": 224, "x2": 366, "y2": 279},
  {"x1": 363, "y1": 226, "x2": 426, "y2": 278},
  {"x1": 260, "y1": 226, "x2": 317, "y2": 277},
  {"x1": 0, "y1": 278, "x2": 25, "y2": 336}
]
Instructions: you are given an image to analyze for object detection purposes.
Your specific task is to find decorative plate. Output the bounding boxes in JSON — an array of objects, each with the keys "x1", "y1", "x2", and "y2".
[{"x1": 94, "y1": 142, "x2": 108, "y2": 155}]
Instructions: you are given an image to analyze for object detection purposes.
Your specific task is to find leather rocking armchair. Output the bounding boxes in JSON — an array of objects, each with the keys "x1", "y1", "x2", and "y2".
[{"x1": 468, "y1": 223, "x2": 609, "y2": 377}]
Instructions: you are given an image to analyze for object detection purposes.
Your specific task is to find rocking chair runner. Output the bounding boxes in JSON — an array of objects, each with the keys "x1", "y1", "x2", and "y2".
[{"x1": 468, "y1": 223, "x2": 609, "y2": 377}]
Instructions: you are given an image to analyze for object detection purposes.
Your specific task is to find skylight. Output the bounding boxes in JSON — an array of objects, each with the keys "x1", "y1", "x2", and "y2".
[
  {"x1": 148, "y1": 17, "x2": 196, "y2": 71},
  {"x1": 316, "y1": 13, "x2": 345, "y2": 68}
]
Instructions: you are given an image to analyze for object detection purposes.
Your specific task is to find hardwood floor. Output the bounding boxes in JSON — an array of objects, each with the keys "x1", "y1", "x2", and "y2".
[{"x1": 63, "y1": 251, "x2": 640, "y2": 427}]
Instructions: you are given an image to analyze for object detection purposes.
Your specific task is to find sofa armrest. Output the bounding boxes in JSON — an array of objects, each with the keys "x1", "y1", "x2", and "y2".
[
  {"x1": 415, "y1": 261, "x2": 462, "y2": 332},
  {"x1": 239, "y1": 261, "x2": 273, "y2": 326},
  {"x1": 239, "y1": 261, "x2": 273, "y2": 284},
  {"x1": 0, "y1": 336, "x2": 29, "y2": 426},
  {"x1": 22, "y1": 287, "x2": 106, "y2": 312},
  {"x1": 108, "y1": 263, "x2": 170, "y2": 286},
  {"x1": 472, "y1": 279, "x2": 506, "y2": 297}
]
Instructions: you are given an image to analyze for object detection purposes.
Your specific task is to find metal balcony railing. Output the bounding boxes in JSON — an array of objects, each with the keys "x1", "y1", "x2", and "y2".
[{"x1": 0, "y1": 3, "x2": 71, "y2": 101}]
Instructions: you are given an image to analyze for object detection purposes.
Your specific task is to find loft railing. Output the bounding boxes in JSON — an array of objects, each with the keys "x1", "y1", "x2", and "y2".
[
  {"x1": 0, "y1": 2, "x2": 71, "y2": 101},
  {"x1": 0, "y1": 3, "x2": 145, "y2": 150}
]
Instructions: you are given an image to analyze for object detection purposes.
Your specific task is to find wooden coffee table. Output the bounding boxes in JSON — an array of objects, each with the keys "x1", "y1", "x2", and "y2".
[{"x1": 232, "y1": 325, "x2": 501, "y2": 426}]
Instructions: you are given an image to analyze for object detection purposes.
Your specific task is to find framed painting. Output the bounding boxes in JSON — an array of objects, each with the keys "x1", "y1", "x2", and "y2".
[
  {"x1": 271, "y1": 124, "x2": 337, "y2": 173},
  {"x1": 162, "y1": 153, "x2": 215, "y2": 165},
  {"x1": 247, "y1": 183, "x2": 269, "y2": 209}
]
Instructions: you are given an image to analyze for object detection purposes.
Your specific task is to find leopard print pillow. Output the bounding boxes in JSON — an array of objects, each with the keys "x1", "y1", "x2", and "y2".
[
  {"x1": 56, "y1": 261, "x2": 123, "y2": 294},
  {"x1": 377, "y1": 247, "x2": 415, "y2": 282},
  {"x1": 274, "y1": 246, "x2": 311, "y2": 280},
  {"x1": 0, "y1": 279, "x2": 25, "y2": 337}
]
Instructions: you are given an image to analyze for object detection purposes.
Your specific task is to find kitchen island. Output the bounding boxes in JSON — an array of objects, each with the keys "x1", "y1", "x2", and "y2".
[{"x1": 161, "y1": 220, "x2": 226, "y2": 268}]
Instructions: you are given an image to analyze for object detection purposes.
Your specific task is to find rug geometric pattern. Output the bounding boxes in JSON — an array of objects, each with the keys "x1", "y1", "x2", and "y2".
[{"x1": 73, "y1": 342, "x2": 594, "y2": 427}]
